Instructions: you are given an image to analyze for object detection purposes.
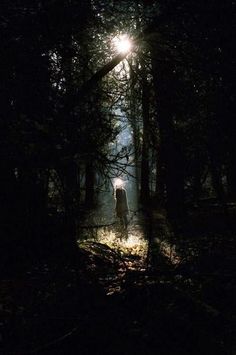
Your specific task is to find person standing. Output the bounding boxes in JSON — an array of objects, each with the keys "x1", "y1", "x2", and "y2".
[{"x1": 115, "y1": 184, "x2": 129, "y2": 228}]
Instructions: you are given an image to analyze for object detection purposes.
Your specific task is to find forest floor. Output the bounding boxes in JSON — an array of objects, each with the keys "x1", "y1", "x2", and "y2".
[{"x1": 0, "y1": 205, "x2": 235, "y2": 354}]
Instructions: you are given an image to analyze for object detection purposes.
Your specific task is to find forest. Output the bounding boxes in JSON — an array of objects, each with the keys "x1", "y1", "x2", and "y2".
[{"x1": 0, "y1": 1, "x2": 235, "y2": 354}]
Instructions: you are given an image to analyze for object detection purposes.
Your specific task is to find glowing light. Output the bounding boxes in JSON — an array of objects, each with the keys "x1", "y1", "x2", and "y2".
[
  {"x1": 113, "y1": 35, "x2": 132, "y2": 54},
  {"x1": 113, "y1": 178, "x2": 124, "y2": 188},
  {"x1": 79, "y1": 228, "x2": 148, "y2": 260}
]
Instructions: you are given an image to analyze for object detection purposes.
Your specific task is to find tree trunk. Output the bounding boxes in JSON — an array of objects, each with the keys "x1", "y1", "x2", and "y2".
[
  {"x1": 85, "y1": 162, "x2": 95, "y2": 206},
  {"x1": 155, "y1": 145, "x2": 165, "y2": 204},
  {"x1": 128, "y1": 58, "x2": 141, "y2": 197},
  {"x1": 56, "y1": 162, "x2": 78, "y2": 248},
  {"x1": 140, "y1": 65, "x2": 150, "y2": 204},
  {"x1": 150, "y1": 51, "x2": 185, "y2": 219},
  {"x1": 226, "y1": 145, "x2": 236, "y2": 200}
]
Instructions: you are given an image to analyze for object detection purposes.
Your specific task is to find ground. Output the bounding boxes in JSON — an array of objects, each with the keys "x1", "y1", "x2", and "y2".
[{"x1": 0, "y1": 204, "x2": 235, "y2": 354}]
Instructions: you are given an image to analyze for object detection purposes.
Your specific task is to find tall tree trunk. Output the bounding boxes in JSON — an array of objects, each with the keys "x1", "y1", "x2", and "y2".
[
  {"x1": 150, "y1": 52, "x2": 184, "y2": 219},
  {"x1": 140, "y1": 65, "x2": 150, "y2": 204},
  {"x1": 60, "y1": 34, "x2": 78, "y2": 243},
  {"x1": 129, "y1": 58, "x2": 141, "y2": 196}
]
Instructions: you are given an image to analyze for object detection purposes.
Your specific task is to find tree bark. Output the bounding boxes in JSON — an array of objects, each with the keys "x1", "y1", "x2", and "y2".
[
  {"x1": 85, "y1": 162, "x2": 95, "y2": 206},
  {"x1": 140, "y1": 71, "x2": 150, "y2": 203}
]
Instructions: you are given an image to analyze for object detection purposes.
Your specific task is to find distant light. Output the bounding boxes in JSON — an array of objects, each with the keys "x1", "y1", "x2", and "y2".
[{"x1": 113, "y1": 35, "x2": 132, "y2": 54}]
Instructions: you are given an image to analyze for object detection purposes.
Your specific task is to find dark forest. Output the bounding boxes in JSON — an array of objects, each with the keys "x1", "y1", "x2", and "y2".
[{"x1": 0, "y1": 1, "x2": 235, "y2": 354}]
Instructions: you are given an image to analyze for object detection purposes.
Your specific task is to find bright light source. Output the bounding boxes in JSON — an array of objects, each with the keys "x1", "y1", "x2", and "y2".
[
  {"x1": 113, "y1": 35, "x2": 132, "y2": 54},
  {"x1": 113, "y1": 178, "x2": 124, "y2": 188}
]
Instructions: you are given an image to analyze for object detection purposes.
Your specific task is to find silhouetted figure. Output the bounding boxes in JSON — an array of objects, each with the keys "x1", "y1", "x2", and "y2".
[{"x1": 115, "y1": 185, "x2": 129, "y2": 228}]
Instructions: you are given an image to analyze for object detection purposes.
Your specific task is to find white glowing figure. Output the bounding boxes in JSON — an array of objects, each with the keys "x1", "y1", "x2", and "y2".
[{"x1": 113, "y1": 35, "x2": 132, "y2": 54}]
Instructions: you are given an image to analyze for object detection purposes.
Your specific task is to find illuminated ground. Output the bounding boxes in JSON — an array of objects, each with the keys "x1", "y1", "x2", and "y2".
[
  {"x1": 79, "y1": 214, "x2": 148, "y2": 262},
  {"x1": 78, "y1": 212, "x2": 148, "y2": 293}
]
